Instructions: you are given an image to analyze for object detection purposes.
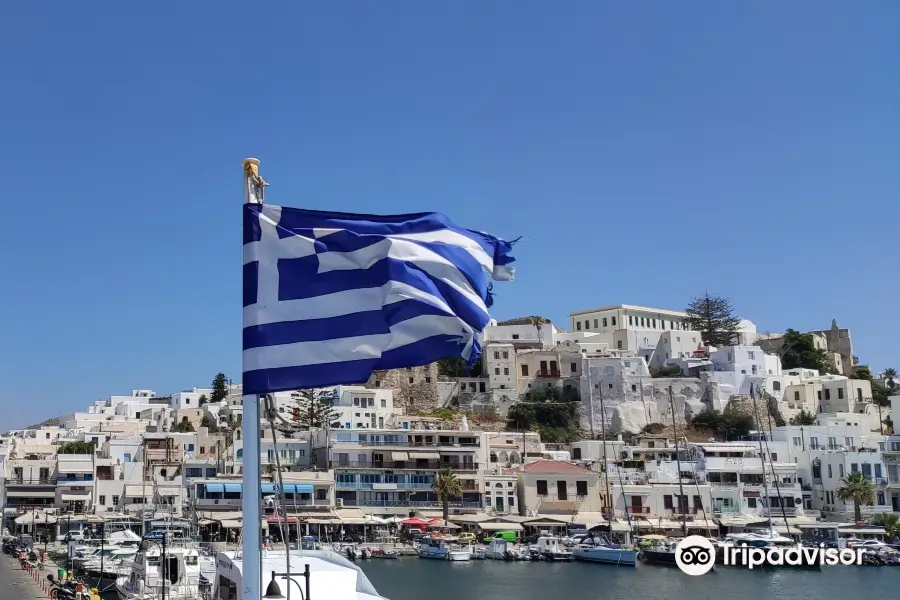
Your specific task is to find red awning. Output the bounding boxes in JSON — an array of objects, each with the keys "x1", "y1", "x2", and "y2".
[
  {"x1": 400, "y1": 517, "x2": 430, "y2": 527},
  {"x1": 267, "y1": 516, "x2": 298, "y2": 524}
]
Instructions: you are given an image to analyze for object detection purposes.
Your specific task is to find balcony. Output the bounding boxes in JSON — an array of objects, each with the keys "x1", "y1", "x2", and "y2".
[
  {"x1": 627, "y1": 506, "x2": 651, "y2": 515},
  {"x1": 336, "y1": 481, "x2": 433, "y2": 491},
  {"x1": 763, "y1": 507, "x2": 803, "y2": 517},
  {"x1": 535, "y1": 370, "x2": 561, "y2": 378},
  {"x1": 8, "y1": 477, "x2": 55, "y2": 486},
  {"x1": 712, "y1": 506, "x2": 743, "y2": 516},
  {"x1": 333, "y1": 439, "x2": 480, "y2": 448},
  {"x1": 334, "y1": 461, "x2": 479, "y2": 472},
  {"x1": 341, "y1": 499, "x2": 482, "y2": 509}
]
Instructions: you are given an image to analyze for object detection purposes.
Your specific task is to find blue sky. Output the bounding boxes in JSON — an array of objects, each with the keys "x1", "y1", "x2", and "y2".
[{"x1": 2, "y1": 2, "x2": 897, "y2": 428}]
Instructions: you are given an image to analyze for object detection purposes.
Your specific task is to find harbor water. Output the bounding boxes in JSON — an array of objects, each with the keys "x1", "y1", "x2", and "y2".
[{"x1": 358, "y1": 558, "x2": 900, "y2": 600}]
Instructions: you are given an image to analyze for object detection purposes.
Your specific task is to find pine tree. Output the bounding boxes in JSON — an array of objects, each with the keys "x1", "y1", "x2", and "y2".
[
  {"x1": 684, "y1": 293, "x2": 742, "y2": 347},
  {"x1": 210, "y1": 373, "x2": 228, "y2": 403},
  {"x1": 295, "y1": 389, "x2": 340, "y2": 429}
]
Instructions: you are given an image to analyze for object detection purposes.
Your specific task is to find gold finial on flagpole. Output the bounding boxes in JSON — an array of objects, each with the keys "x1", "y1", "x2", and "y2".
[{"x1": 243, "y1": 157, "x2": 268, "y2": 204}]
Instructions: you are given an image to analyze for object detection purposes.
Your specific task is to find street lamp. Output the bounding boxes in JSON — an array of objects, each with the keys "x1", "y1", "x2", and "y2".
[
  {"x1": 262, "y1": 565, "x2": 311, "y2": 600},
  {"x1": 139, "y1": 537, "x2": 168, "y2": 600}
]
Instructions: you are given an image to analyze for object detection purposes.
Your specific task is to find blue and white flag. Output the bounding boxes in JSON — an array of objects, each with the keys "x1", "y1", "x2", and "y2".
[{"x1": 242, "y1": 203, "x2": 516, "y2": 395}]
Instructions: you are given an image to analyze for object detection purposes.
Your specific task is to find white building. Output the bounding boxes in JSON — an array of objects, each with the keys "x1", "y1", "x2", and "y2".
[{"x1": 569, "y1": 304, "x2": 692, "y2": 355}]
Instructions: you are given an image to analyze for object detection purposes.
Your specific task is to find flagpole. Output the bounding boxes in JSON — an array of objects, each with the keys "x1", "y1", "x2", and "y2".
[{"x1": 242, "y1": 157, "x2": 264, "y2": 600}]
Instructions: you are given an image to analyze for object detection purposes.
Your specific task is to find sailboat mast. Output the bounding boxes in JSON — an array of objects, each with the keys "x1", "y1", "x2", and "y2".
[
  {"x1": 597, "y1": 383, "x2": 612, "y2": 525},
  {"x1": 749, "y1": 384, "x2": 774, "y2": 536},
  {"x1": 668, "y1": 386, "x2": 688, "y2": 537}
]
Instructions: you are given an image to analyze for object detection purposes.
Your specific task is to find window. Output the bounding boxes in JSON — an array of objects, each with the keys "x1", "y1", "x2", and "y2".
[
  {"x1": 875, "y1": 464, "x2": 883, "y2": 479},
  {"x1": 408, "y1": 377, "x2": 414, "y2": 384},
  {"x1": 629, "y1": 316, "x2": 633, "y2": 325},
  {"x1": 576, "y1": 322, "x2": 582, "y2": 331},
  {"x1": 857, "y1": 388, "x2": 863, "y2": 402},
  {"x1": 593, "y1": 319, "x2": 598, "y2": 328},
  {"x1": 576, "y1": 481, "x2": 588, "y2": 496},
  {"x1": 99, "y1": 495, "x2": 106, "y2": 505},
  {"x1": 631, "y1": 384, "x2": 637, "y2": 392},
  {"x1": 380, "y1": 399, "x2": 386, "y2": 407},
  {"x1": 817, "y1": 390, "x2": 822, "y2": 400},
  {"x1": 771, "y1": 453, "x2": 778, "y2": 461},
  {"x1": 663, "y1": 495, "x2": 673, "y2": 509},
  {"x1": 123, "y1": 453, "x2": 131, "y2": 462},
  {"x1": 503, "y1": 368, "x2": 509, "y2": 375},
  {"x1": 617, "y1": 341, "x2": 623, "y2": 349},
  {"x1": 479, "y1": 382, "x2": 486, "y2": 392},
  {"x1": 521, "y1": 365, "x2": 529, "y2": 376},
  {"x1": 792, "y1": 436, "x2": 801, "y2": 446},
  {"x1": 494, "y1": 352, "x2": 500, "y2": 359},
  {"x1": 570, "y1": 363, "x2": 577, "y2": 373},
  {"x1": 773, "y1": 381, "x2": 781, "y2": 391},
  {"x1": 602, "y1": 318, "x2": 608, "y2": 327},
  {"x1": 112, "y1": 495, "x2": 119, "y2": 506},
  {"x1": 851, "y1": 463, "x2": 858, "y2": 473},
  {"x1": 827, "y1": 464, "x2": 832, "y2": 478},
  {"x1": 187, "y1": 444, "x2": 195, "y2": 451},
  {"x1": 495, "y1": 368, "x2": 500, "y2": 375},
  {"x1": 425, "y1": 377, "x2": 432, "y2": 383},
  {"x1": 748, "y1": 351, "x2": 755, "y2": 359},
  {"x1": 838, "y1": 388, "x2": 844, "y2": 400},
  {"x1": 612, "y1": 316, "x2": 616, "y2": 326},
  {"x1": 839, "y1": 464, "x2": 844, "y2": 477},
  {"x1": 825, "y1": 389, "x2": 831, "y2": 400},
  {"x1": 512, "y1": 334, "x2": 519, "y2": 339},
  {"x1": 536, "y1": 480, "x2": 548, "y2": 495},
  {"x1": 877, "y1": 491, "x2": 885, "y2": 505},
  {"x1": 747, "y1": 498, "x2": 757, "y2": 508},
  {"x1": 794, "y1": 391, "x2": 800, "y2": 401},
  {"x1": 502, "y1": 351, "x2": 509, "y2": 359}
]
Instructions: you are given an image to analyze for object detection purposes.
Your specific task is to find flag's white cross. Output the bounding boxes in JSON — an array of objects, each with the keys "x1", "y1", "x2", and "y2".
[{"x1": 243, "y1": 205, "x2": 321, "y2": 308}]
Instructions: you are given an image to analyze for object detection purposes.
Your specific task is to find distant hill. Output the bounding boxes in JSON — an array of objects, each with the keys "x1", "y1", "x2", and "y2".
[
  {"x1": 497, "y1": 316, "x2": 552, "y2": 326},
  {"x1": 24, "y1": 415, "x2": 62, "y2": 430}
]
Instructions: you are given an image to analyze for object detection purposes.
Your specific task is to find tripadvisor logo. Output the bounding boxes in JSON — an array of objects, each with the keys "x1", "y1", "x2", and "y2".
[{"x1": 674, "y1": 535, "x2": 864, "y2": 575}]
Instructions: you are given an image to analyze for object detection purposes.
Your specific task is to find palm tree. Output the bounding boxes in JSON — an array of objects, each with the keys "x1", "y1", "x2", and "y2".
[
  {"x1": 872, "y1": 512, "x2": 900, "y2": 542},
  {"x1": 432, "y1": 468, "x2": 463, "y2": 523},
  {"x1": 837, "y1": 471, "x2": 876, "y2": 523},
  {"x1": 883, "y1": 367, "x2": 897, "y2": 390}
]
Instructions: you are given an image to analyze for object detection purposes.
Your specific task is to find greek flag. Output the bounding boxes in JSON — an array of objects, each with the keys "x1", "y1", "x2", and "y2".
[{"x1": 242, "y1": 203, "x2": 516, "y2": 395}]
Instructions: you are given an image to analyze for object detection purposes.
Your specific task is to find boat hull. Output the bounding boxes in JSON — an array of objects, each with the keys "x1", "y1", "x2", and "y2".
[
  {"x1": 640, "y1": 549, "x2": 679, "y2": 566},
  {"x1": 574, "y1": 548, "x2": 638, "y2": 566}
]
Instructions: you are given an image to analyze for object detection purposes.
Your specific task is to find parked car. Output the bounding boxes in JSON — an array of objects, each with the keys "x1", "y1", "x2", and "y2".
[{"x1": 56, "y1": 531, "x2": 85, "y2": 543}]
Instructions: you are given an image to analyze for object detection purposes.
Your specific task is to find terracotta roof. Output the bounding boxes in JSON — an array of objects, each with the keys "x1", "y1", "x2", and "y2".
[{"x1": 522, "y1": 459, "x2": 594, "y2": 474}]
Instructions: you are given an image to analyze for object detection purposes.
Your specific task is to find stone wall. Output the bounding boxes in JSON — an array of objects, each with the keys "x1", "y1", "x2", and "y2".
[
  {"x1": 579, "y1": 378, "x2": 713, "y2": 434},
  {"x1": 364, "y1": 363, "x2": 440, "y2": 410}
]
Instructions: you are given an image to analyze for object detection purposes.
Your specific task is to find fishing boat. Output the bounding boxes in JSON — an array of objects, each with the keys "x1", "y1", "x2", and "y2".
[
  {"x1": 214, "y1": 549, "x2": 390, "y2": 600},
  {"x1": 418, "y1": 536, "x2": 471, "y2": 561},
  {"x1": 533, "y1": 536, "x2": 574, "y2": 561},
  {"x1": 115, "y1": 541, "x2": 210, "y2": 600}
]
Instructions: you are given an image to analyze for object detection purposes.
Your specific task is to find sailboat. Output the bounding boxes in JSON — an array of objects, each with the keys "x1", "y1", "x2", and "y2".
[{"x1": 640, "y1": 386, "x2": 691, "y2": 567}]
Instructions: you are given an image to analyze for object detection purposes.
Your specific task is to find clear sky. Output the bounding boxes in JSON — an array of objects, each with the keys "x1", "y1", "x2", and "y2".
[{"x1": 2, "y1": 2, "x2": 897, "y2": 428}]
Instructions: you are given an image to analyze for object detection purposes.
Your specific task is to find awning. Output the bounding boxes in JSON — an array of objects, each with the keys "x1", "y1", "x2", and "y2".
[
  {"x1": 409, "y1": 452, "x2": 439, "y2": 460},
  {"x1": 477, "y1": 522, "x2": 523, "y2": 532},
  {"x1": 523, "y1": 520, "x2": 568, "y2": 527},
  {"x1": 198, "y1": 519, "x2": 215, "y2": 526},
  {"x1": 14, "y1": 513, "x2": 57, "y2": 524},
  {"x1": 261, "y1": 484, "x2": 276, "y2": 494},
  {"x1": 205, "y1": 483, "x2": 225, "y2": 493},
  {"x1": 218, "y1": 519, "x2": 242, "y2": 528},
  {"x1": 224, "y1": 483, "x2": 242, "y2": 493},
  {"x1": 62, "y1": 494, "x2": 91, "y2": 502},
  {"x1": 391, "y1": 452, "x2": 409, "y2": 461},
  {"x1": 58, "y1": 460, "x2": 94, "y2": 473},
  {"x1": 7, "y1": 491, "x2": 55, "y2": 498},
  {"x1": 124, "y1": 485, "x2": 179, "y2": 498},
  {"x1": 267, "y1": 516, "x2": 298, "y2": 524},
  {"x1": 283, "y1": 484, "x2": 314, "y2": 494}
]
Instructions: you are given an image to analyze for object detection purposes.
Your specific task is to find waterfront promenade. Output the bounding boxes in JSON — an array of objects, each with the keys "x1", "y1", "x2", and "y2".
[{"x1": 0, "y1": 552, "x2": 50, "y2": 600}]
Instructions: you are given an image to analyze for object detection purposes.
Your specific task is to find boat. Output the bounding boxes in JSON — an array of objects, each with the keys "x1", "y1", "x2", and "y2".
[
  {"x1": 639, "y1": 538, "x2": 680, "y2": 566},
  {"x1": 214, "y1": 549, "x2": 389, "y2": 600},
  {"x1": 573, "y1": 532, "x2": 637, "y2": 566},
  {"x1": 115, "y1": 542, "x2": 209, "y2": 600},
  {"x1": 483, "y1": 538, "x2": 523, "y2": 560},
  {"x1": 533, "y1": 536, "x2": 574, "y2": 561},
  {"x1": 367, "y1": 547, "x2": 399, "y2": 559},
  {"x1": 418, "y1": 536, "x2": 471, "y2": 561}
]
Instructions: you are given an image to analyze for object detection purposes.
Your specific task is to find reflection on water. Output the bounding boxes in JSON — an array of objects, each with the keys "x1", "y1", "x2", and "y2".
[{"x1": 359, "y1": 558, "x2": 900, "y2": 600}]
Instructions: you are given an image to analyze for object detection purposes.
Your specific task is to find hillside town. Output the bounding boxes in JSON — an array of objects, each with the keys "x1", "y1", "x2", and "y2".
[{"x1": 3, "y1": 300, "x2": 899, "y2": 550}]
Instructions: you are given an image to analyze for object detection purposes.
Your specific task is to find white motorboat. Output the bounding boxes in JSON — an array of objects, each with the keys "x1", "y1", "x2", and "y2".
[
  {"x1": 534, "y1": 536, "x2": 574, "y2": 561},
  {"x1": 214, "y1": 549, "x2": 389, "y2": 600},
  {"x1": 417, "y1": 536, "x2": 471, "y2": 561},
  {"x1": 115, "y1": 543, "x2": 209, "y2": 600},
  {"x1": 483, "y1": 538, "x2": 523, "y2": 560}
]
